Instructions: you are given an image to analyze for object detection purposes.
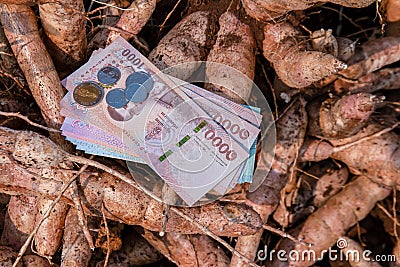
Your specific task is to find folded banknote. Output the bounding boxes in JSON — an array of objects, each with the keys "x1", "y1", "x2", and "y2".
[{"x1": 60, "y1": 37, "x2": 260, "y2": 205}]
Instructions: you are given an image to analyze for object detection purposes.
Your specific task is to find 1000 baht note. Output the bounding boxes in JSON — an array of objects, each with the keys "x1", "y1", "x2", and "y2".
[
  {"x1": 60, "y1": 37, "x2": 248, "y2": 205},
  {"x1": 63, "y1": 48, "x2": 261, "y2": 195}
]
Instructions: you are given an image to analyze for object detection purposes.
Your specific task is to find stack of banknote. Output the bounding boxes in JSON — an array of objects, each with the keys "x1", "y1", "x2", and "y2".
[{"x1": 60, "y1": 36, "x2": 262, "y2": 206}]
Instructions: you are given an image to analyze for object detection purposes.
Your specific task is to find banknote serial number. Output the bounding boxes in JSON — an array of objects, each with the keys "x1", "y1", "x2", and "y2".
[
  {"x1": 213, "y1": 113, "x2": 250, "y2": 140},
  {"x1": 121, "y1": 49, "x2": 145, "y2": 68},
  {"x1": 204, "y1": 128, "x2": 237, "y2": 161}
]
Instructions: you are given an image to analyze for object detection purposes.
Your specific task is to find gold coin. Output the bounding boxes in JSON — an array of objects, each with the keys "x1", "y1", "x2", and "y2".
[{"x1": 73, "y1": 82, "x2": 104, "y2": 107}]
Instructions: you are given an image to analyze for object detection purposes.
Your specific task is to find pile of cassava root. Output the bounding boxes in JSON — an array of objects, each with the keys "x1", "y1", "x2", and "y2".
[{"x1": 0, "y1": 0, "x2": 399, "y2": 266}]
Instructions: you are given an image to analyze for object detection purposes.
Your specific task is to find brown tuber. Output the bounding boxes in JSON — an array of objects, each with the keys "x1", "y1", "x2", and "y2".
[
  {"x1": 205, "y1": 11, "x2": 256, "y2": 103},
  {"x1": 303, "y1": 92, "x2": 400, "y2": 188},
  {"x1": 339, "y1": 37, "x2": 400, "y2": 79},
  {"x1": 33, "y1": 199, "x2": 69, "y2": 256},
  {"x1": 1, "y1": 2, "x2": 399, "y2": 266},
  {"x1": 149, "y1": 11, "x2": 212, "y2": 80},
  {"x1": 0, "y1": 195, "x2": 37, "y2": 251},
  {"x1": 262, "y1": 22, "x2": 346, "y2": 88},
  {"x1": 241, "y1": 0, "x2": 374, "y2": 21},
  {"x1": 0, "y1": 0, "x2": 43, "y2": 4},
  {"x1": 61, "y1": 209, "x2": 91, "y2": 267},
  {"x1": 39, "y1": 0, "x2": 87, "y2": 73},
  {"x1": 334, "y1": 67, "x2": 400, "y2": 94},
  {"x1": 0, "y1": 4, "x2": 64, "y2": 131},
  {"x1": 23, "y1": 255, "x2": 55, "y2": 267},
  {"x1": 318, "y1": 93, "x2": 383, "y2": 139},
  {"x1": 338, "y1": 237, "x2": 382, "y2": 267}
]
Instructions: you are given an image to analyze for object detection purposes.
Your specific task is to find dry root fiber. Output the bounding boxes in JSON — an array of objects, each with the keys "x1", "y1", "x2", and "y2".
[
  {"x1": 0, "y1": 25, "x2": 25, "y2": 86},
  {"x1": 262, "y1": 22, "x2": 346, "y2": 88},
  {"x1": 89, "y1": 0, "x2": 156, "y2": 49},
  {"x1": 273, "y1": 163, "x2": 349, "y2": 227}
]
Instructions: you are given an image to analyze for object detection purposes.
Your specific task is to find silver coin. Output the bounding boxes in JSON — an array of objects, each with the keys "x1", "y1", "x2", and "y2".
[
  {"x1": 97, "y1": 66, "x2": 121, "y2": 85},
  {"x1": 126, "y1": 71, "x2": 154, "y2": 92},
  {"x1": 106, "y1": 88, "x2": 128, "y2": 108}
]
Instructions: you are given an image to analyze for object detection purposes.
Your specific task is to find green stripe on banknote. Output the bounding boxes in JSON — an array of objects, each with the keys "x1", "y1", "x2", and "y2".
[
  {"x1": 159, "y1": 149, "x2": 173, "y2": 162},
  {"x1": 177, "y1": 135, "x2": 191, "y2": 147},
  {"x1": 193, "y1": 120, "x2": 207, "y2": 133}
]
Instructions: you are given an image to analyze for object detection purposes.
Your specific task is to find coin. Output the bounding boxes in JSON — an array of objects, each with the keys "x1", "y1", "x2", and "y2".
[
  {"x1": 125, "y1": 83, "x2": 149, "y2": 103},
  {"x1": 97, "y1": 66, "x2": 121, "y2": 85},
  {"x1": 73, "y1": 82, "x2": 104, "y2": 107},
  {"x1": 125, "y1": 71, "x2": 154, "y2": 92},
  {"x1": 106, "y1": 88, "x2": 128, "y2": 108}
]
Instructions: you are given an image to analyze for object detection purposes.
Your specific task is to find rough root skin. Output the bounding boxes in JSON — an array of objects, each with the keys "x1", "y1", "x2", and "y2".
[{"x1": 263, "y1": 22, "x2": 346, "y2": 88}]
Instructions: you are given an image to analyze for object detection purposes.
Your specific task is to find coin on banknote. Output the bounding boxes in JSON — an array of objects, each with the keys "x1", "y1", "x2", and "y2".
[
  {"x1": 125, "y1": 71, "x2": 154, "y2": 92},
  {"x1": 73, "y1": 81, "x2": 104, "y2": 107},
  {"x1": 125, "y1": 83, "x2": 148, "y2": 103},
  {"x1": 97, "y1": 66, "x2": 121, "y2": 85},
  {"x1": 106, "y1": 88, "x2": 128, "y2": 108}
]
